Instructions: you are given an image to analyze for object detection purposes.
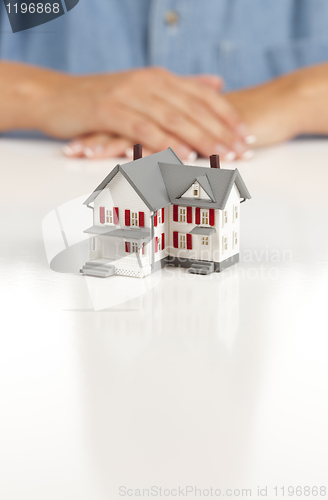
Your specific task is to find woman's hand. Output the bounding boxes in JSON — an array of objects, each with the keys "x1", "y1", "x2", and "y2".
[
  {"x1": 42, "y1": 67, "x2": 254, "y2": 160},
  {"x1": 225, "y1": 63, "x2": 328, "y2": 147}
]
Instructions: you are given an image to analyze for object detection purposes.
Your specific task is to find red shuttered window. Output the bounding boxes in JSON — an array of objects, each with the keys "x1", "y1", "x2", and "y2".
[
  {"x1": 155, "y1": 237, "x2": 158, "y2": 253},
  {"x1": 187, "y1": 206, "x2": 192, "y2": 223},
  {"x1": 209, "y1": 209, "x2": 215, "y2": 226},
  {"x1": 173, "y1": 205, "x2": 179, "y2": 221},
  {"x1": 139, "y1": 211, "x2": 145, "y2": 227},
  {"x1": 187, "y1": 234, "x2": 192, "y2": 249},
  {"x1": 125, "y1": 242, "x2": 131, "y2": 253},
  {"x1": 154, "y1": 212, "x2": 158, "y2": 227},
  {"x1": 195, "y1": 207, "x2": 200, "y2": 225},
  {"x1": 99, "y1": 207, "x2": 105, "y2": 224},
  {"x1": 125, "y1": 210, "x2": 130, "y2": 226},
  {"x1": 162, "y1": 233, "x2": 165, "y2": 250},
  {"x1": 173, "y1": 231, "x2": 178, "y2": 248},
  {"x1": 113, "y1": 207, "x2": 119, "y2": 224},
  {"x1": 162, "y1": 208, "x2": 165, "y2": 223}
]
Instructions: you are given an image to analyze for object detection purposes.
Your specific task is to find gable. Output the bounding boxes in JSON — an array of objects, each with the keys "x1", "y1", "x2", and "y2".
[{"x1": 180, "y1": 181, "x2": 212, "y2": 201}]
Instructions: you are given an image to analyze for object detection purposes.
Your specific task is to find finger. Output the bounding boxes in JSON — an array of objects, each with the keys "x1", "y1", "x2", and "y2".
[
  {"x1": 169, "y1": 75, "x2": 252, "y2": 140},
  {"x1": 63, "y1": 133, "x2": 131, "y2": 159},
  {"x1": 125, "y1": 94, "x2": 239, "y2": 158},
  {"x1": 99, "y1": 104, "x2": 198, "y2": 160}
]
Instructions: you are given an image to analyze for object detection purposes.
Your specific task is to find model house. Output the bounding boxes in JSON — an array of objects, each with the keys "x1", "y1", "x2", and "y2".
[{"x1": 82, "y1": 145, "x2": 251, "y2": 278}]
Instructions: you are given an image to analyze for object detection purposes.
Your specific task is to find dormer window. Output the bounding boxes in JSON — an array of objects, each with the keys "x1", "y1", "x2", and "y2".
[{"x1": 193, "y1": 183, "x2": 199, "y2": 198}]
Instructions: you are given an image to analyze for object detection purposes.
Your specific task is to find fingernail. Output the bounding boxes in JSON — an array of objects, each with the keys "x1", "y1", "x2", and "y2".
[
  {"x1": 125, "y1": 147, "x2": 133, "y2": 159},
  {"x1": 63, "y1": 143, "x2": 83, "y2": 156},
  {"x1": 245, "y1": 135, "x2": 257, "y2": 145},
  {"x1": 233, "y1": 141, "x2": 248, "y2": 155},
  {"x1": 187, "y1": 151, "x2": 198, "y2": 162},
  {"x1": 224, "y1": 151, "x2": 237, "y2": 162},
  {"x1": 241, "y1": 150, "x2": 255, "y2": 160},
  {"x1": 176, "y1": 145, "x2": 193, "y2": 160},
  {"x1": 236, "y1": 123, "x2": 250, "y2": 137},
  {"x1": 84, "y1": 145, "x2": 105, "y2": 158},
  {"x1": 214, "y1": 145, "x2": 237, "y2": 161},
  {"x1": 84, "y1": 147, "x2": 95, "y2": 158}
]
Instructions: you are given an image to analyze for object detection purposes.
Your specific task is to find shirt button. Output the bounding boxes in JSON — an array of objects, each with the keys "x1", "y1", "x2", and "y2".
[{"x1": 164, "y1": 10, "x2": 179, "y2": 26}]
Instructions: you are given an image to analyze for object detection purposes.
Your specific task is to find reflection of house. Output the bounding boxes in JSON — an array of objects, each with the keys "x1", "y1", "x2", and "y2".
[{"x1": 82, "y1": 145, "x2": 251, "y2": 278}]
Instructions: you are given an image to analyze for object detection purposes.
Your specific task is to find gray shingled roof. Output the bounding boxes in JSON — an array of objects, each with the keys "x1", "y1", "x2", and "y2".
[
  {"x1": 159, "y1": 163, "x2": 251, "y2": 209},
  {"x1": 83, "y1": 148, "x2": 251, "y2": 211},
  {"x1": 190, "y1": 227, "x2": 216, "y2": 235},
  {"x1": 83, "y1": 148, "x2": 182, "y2": 210},
  {"x1": 195, "y1": 175, "x2": 216, "y2": 202}
]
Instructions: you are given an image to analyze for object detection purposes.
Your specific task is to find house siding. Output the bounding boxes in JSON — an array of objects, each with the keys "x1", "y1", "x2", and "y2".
[
  {"x1": 166, "y1": 183, "x2": 241, "y2": 264},
  {"x1": 93, "y1": 171, "x2": 152, "y2": 264}
]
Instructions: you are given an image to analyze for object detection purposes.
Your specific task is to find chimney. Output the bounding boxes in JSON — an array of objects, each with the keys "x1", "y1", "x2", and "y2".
[
  {"x1": 133, "y1": 144, "x2": 142, "y2": 161},
  {"x1": 210, "y1": 154, "x2": 220, "y2": 169}
]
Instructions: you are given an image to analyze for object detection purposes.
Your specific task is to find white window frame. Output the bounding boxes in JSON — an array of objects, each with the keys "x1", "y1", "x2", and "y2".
[
  {"x1": 179, "y1": 207, "x2": 186, "y2": 222},
  {"x1": 222, "y1": 235, "x2": 228, "y2": 253},
  {"x1": 158, "y1": 237, "x2": 162, "y2": 252},
  {"x1": 193, "y1": 183, "x2": 200, "y2": 198},
  {"x1": 201, "y1": 236, "x2": 209, "y2": 246},
  {"x1": 201, "y1": 209, "x2": 209, "y2": 225},
  {"x1": 233, "y1": 205, "x2": 238, "y2": 222},
  {"x1": 131, "y1": 242, "x2": 139, "y2": 253},
  {"x1": 232, "y1": 231, "x2": 238, "y2": 248},
  {"x1": 179, "y1": 233, "x2": 186, "y2": 249},
  {"x1": 106, "y1": 209, "x2": 113, "y2": 225},
  {"x1": 157, "y1": 210, "x2": 162, "y2": 225},
  {"x1": 222, "y1": 210, "x2": 228, "y2": 227},
  {"x1": 131, "y1": 212, "x2": 139, "y2": 227}
]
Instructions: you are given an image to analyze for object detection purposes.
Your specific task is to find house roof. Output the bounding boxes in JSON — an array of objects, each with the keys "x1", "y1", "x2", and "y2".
[
  {"x1": 190, "y1": 227, "x2": 216, "y2": 236},
  {"x1": 83, "y1": 148, "x2": 251, "y2": 211},
  {"x1": 84, "y1": 225, "x2": 150, "y2": 241},
  {"x1": 83, "y1": 147, "x2": 182, "y2": 210},
  {"x1": 159, "y1": 163, "x2": 251, "y2": 209}
]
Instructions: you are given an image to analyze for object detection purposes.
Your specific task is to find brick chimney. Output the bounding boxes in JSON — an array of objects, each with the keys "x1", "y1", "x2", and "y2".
[
  {"x1": 210, "y1": 154, "x2": 220, "y2": 168},
  {"x1": 133, "y1": 144, "x2": 142, "y2": 161}
]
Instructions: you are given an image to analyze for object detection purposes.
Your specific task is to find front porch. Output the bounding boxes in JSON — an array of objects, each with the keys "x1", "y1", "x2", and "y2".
[{"x1": 83, "y1": 225, "x2": 152, "y2": 278}]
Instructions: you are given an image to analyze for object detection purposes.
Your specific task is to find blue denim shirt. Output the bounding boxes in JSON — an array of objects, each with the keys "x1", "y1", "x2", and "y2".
[{"x1": 1, "y1": 0, "x2": 328, "y2": 90}]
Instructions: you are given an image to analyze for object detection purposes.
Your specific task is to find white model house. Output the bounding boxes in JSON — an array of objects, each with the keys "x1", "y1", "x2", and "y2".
[{"x1": 82, "y1": 145, "x2": 251, "y2": 278}]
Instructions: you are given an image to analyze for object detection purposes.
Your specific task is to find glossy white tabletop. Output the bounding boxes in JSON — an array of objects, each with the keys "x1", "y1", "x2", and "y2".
[{"x1": 1, "y1": 138, "x2": 328, "y2": 500}]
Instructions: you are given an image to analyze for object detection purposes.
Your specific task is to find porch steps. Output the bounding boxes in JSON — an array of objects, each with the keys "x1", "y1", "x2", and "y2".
[
  {"x1": 187, "y1": 260, "x2": 214, "y2": 275},
  {"x1": 81, "y1": 260, "x2": 115, "y2": 278}
]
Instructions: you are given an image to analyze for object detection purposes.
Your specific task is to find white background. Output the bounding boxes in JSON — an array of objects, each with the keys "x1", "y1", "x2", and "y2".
[{"x1": 1, "y1": 138, "x2": 328, "y2": 499}]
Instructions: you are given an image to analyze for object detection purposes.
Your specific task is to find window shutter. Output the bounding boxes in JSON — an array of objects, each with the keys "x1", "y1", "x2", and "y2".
[
  {"x1": 187, "y1": 234, "x2": 192, "y2": 250},
  {"x1": 195, "y1": 207, "x2": 200, "y2": 225},
  {"x1": 155, "y1": 237, "x2": 158, "y2": 253},
  {"x1": 173, "y1": 205, "x2": 179, "y2": 222},
  {"x1": 139, "y1": 211, "x2": 145, "y2": 227},
  {"x1": 113, "y1": 207, "x2": 119, "y2": 224},
  {"x1": 162, "y1": 208, "x2": 165, "y2": 223},
  {"x1": 209, "y1": 209, "x2": 215, "y2": 226},
  {"x1": 125, "y1": 242, "x2": 131, "y2": 253},
  {"x1": 125, "y1": 209, "x2": 130, "y2": 226},
  {"x1": 162, "y1": 233, "x2": 165, "y2": 249},
  {"x1": 173, "y1": 231, "x2": 178, "y2": 248},
  {"x1": 154, "y1": 212, "x2": 158, "y2": 227},
  {"x1": 187, "y1": 207, "x2": 192, "y2": 223},
  {"x1": 99, "y1": 207, "x2": 105, "y2": 224}
]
